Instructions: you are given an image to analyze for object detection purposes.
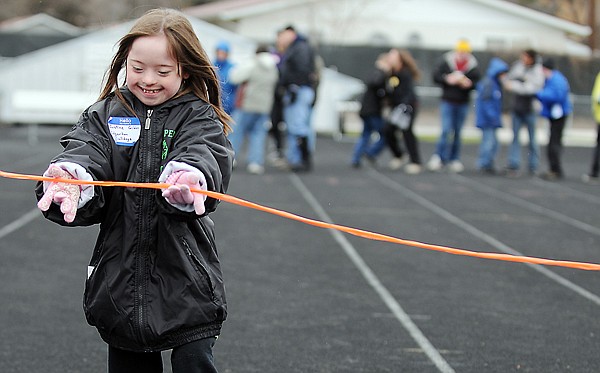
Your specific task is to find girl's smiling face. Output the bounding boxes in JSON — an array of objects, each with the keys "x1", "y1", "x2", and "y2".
[{"x1": 126, "y1": 34, "x2": 187, "y2": 106}]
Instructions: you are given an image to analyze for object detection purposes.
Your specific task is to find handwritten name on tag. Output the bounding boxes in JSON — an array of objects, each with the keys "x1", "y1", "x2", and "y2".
[{"x1": 108, "y1": 117, "x2": 141, "y2": 146}]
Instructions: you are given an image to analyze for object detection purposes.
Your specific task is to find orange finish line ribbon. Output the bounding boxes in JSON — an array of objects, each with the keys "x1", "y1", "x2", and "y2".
[{"x1": 2, "y1": 169, "x2": 600, "y2": 271}]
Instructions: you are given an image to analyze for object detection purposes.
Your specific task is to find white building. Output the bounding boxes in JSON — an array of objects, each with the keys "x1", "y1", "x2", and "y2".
[{"x1": 185, "y1": 0, "x2": 591, "y2": 57}]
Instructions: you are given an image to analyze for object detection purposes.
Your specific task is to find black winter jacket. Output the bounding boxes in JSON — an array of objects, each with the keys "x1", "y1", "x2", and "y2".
[
  {"x1": 387, "y1": 69, "x2": 418, "y2": 107},
  {"x1": 279, "y1": 35, "x2": 316, "y2": 88},
  {"x1": 359, "y1": 67, "x2": 388, "y2": 117},
  {"x1": 35, "y1": 88, "x2": 234, "y2": 352},
  {"x1": 433, "y1": 51, "x2": 481, "y2": 104}
]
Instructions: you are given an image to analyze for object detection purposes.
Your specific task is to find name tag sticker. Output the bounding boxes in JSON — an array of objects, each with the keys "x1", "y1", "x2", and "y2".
[{"x1": 108, "y1": 117, "x2": 141, "y2": 146}]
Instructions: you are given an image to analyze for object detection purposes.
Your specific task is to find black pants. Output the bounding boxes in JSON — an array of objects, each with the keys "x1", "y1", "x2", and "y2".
[
  {"x1": 384, "y1": 109, "x2": 421, "y2": 164},
  {"x1": 547, "y1": 116, "x2": 566, "y2": 175},
  {"x1": 269, "y1": 94, "x2": 285, "y2": 156},
  {"x1": 590, "y1": 124, "x2": 600, "y2": 177},
  {"x1": 108, "y1": 337, "x2": 217, "y2": 373}
]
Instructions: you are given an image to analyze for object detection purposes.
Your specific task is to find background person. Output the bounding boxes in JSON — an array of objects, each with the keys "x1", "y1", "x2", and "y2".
[
  {"x1": 427, "y1": 39, "x2": 481, "y2": 173},
  {"x1": 501, "y1": 49, "x2": 545, "y2": 177},
  {"x1": 583, "y1": 71, "x2": 600, "y2": 184},
  {"x1": 267, "y1": 35, "x2": 287, "y2": 168},
  {"x1": 383, "y1": 49, "x2": 423, "y2": 174},
  {"x1": 536, "y1": 58, "x2": 572, "y2": 180},
  {"x1": 276, "y1": 25, "x2": 317, "y2": 172},
  {"x1": 214, "y1": 40, "x2": 238, "y2": 115},
  {"x1": 350, "y1": 52, "x2": 393, "y2": 168},
  {"x1": 228, "y1": 45, "x2": 279, "y2": 174},
  {"x1": 475, "y1": 57, "x2": 509, "y2": 174}
]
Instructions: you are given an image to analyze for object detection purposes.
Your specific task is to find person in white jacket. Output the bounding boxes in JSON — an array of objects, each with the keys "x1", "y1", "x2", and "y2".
[
  {"x1": 228, "y1": 45, "x2": 279, "y2": 174},
  {"x1": 501, "y1": 49, "x2": 545, "y2": 177}
]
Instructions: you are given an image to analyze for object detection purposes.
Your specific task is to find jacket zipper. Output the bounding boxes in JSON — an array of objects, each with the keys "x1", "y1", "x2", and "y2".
[
  {"x1": 145, "y1": 109, "x2": 153, "y2": 130},
  {"x1": 182, "y1": 238, "x2": 215, "y2": 300},
  {"x1": 135, "y1": 107, "x2": 155, "y2": 349}
]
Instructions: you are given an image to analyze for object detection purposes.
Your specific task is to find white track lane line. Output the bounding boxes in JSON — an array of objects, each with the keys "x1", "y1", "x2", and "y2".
[
  {"x1": 531, "y1": 177, "x2": 600, "y2": 206},
  {"x1": 368, "y1": 169, "x2": 600, "y2": 307},
  {"x1": 452, "y1": 174, "x2": 600, "y2": 236},
  {"x1": 289, "y1": 174, "x2": 456, "y2": 373},
  {"x1": 0, "y1": 208, "x2": 40, "y2": 240}
]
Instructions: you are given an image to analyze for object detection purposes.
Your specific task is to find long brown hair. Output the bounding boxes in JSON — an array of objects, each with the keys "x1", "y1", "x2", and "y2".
[
  {"x1": 393, "y1": 48, "x2": 421, "y2": 82},
  {"x1": 99, "y1": 8, "x2": 232, "y2": 133}
]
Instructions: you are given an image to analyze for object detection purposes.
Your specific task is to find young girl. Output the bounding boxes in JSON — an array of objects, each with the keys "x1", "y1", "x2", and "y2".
[{"x1": 35, "y1": 8, "x2": 233, "y2": 373}]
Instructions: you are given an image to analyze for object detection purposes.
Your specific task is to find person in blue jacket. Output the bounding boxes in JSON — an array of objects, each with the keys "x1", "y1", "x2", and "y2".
[
  {"x1": 475, "y1": 57, "x2": 509, "y2": 173},
  {"x1": 536, "y1": 58, "x2": 572, "y2": 180},
  {"x1": 214, "y1": 40, "x2": 238, "y2": 115}
]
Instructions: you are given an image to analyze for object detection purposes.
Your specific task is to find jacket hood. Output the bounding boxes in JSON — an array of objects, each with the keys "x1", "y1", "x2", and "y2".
[{"x1": 486, "y1": 57, "x2": 509, "y2": 79}]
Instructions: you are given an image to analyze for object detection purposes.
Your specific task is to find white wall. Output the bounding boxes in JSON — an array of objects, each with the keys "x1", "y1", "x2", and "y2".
[{"x1": 226, "y1": 0, "x2": 581, "y2": 55}]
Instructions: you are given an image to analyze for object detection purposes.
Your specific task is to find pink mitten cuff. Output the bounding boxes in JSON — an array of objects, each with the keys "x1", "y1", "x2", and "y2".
[
  {"x1": 42, "y1": 162, "x2": 94, "y2": 208},
  {"x1": 38, "y1": 165, "x2": 77, "y2": 223},
  {"x1": 159, "y1": 162, "x2": 207, "y2": 215}
]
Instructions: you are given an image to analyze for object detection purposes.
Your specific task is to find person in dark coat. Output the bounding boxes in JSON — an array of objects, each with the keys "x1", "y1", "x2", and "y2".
[
  {"x1": 383, "y1": 48, "x2": 423, "y2": 174},
  {"x1": 350, "y1": 51, "x2": 395, "y2": 168},
  {"x1": 277, "y1": 25, "x2": 317, "y2": 172},
  {"x1": 427, "y1": 39, "x2": 481, "y2": 173},
  {"x1": 35, "y1": 9, "x2": 233, "y2": 373}
]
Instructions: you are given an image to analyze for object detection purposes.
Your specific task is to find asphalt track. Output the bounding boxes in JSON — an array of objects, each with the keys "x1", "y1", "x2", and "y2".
[{"x1": 1, "y1": 123, "x2": 600, "y2": 373}]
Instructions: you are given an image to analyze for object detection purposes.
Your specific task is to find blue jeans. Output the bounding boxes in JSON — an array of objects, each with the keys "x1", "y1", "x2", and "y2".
[
  {"x1": 283, "y1": 86, "x2": 315, "y2": 166},
  {"x1": 477, "y1": 127, "x2": 498, "y2": 169},
  {"x1": 228, "y1": 110, "x2": 269, "y2": 166},
  {"x1": 507, "y1": 112, "x2": 539, "y2": 171},
  {"x1": 351, "y1": 115, "x2": 386, "y2": 165},
  {"x1": 435, "y1": 101, "x2": 469, "y2": 163}
]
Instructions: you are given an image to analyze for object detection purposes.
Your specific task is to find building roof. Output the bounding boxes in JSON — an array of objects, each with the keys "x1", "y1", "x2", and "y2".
[
  {"x1": 185, "y1": 0, "x2": 590, "y2": 37},
  {"x1": 0, "y1": 33, "x2": 76, "y2": 58},
  {"x1": 186, "y1": 0, "x2": 297, "y2": 20},
  {"x1": 0, "y1": 14, "x2": 84, "y2": 58},
  {"x1": 0, "y1": 13, "x2": 83, "y2": 37}
]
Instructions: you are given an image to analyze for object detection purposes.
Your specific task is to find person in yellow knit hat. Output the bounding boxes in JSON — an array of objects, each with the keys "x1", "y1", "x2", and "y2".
[
  {"x1": 583, "y1": 71, "x2": 600, "y2": 183},
  {"x1": 427, "y1": 38, "x2": 481, "y2": 173}
]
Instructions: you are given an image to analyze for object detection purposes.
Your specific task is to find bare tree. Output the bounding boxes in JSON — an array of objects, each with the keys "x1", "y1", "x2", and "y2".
[{"x1": 0, "y1": 0, "x2": 218, "y2": 27}]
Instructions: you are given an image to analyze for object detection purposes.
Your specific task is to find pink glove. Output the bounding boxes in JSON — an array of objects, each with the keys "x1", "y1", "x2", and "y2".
[
  {"x1": 162, "y1": 171, "x2": 206, "y2": 215},
  {"x1": 38, "y1": 164, "x2": 81, "y2": 223}
]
